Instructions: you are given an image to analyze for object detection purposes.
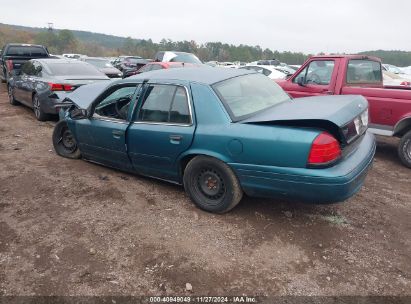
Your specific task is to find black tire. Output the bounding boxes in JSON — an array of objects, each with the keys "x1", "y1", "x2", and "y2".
[
  {"x1": 52, "y1": 120, "x2": 81, "y2": 159},
  {"x1": 398, "y1": 130, "x2": 411, "y2": 169},
  {"x1": 32, "y1": 93, "x2": 49, "y2": 121},
  {"x1": 7, "y1": 85, "x2": 19, "y2": 105},
  {"x1": 183, "y1": 156, "x2": 243, "y2": 213}
]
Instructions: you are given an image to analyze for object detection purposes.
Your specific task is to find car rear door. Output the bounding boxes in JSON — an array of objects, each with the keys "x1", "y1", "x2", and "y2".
[
  {"x1": 127, "y1": 82, "x2": 195, "y2": 181},
  {"x1": 283, "y1": 59, "x2": 339, "y2": 98}
]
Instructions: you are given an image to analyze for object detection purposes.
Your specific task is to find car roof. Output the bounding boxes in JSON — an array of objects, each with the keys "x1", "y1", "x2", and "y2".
[
  {"x1": 35, "y1": 58, "x2": 86, "y2": 64},
  {"x1": 128, "y1": 67, "x2": 255, "y2": 85}
]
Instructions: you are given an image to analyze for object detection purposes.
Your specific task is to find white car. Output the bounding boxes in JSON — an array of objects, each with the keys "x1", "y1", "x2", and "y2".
[
  {"x1": 383, "y1": 64, "x2": 411, "y2": 79},
  {"x1": 383, "y1": 71, "x2": 411, "y2": 87},
  {"x1": 240, "y1": 65, "x2": 288, "y2": 80}
]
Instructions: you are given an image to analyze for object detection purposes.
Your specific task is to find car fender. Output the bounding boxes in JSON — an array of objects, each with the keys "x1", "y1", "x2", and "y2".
[
  {"x1": 176, "y1": 149, "x2": 234, "y2": 180},
  {"x1": 394, "y1": 115, "x2": 411, "y2": 136}
]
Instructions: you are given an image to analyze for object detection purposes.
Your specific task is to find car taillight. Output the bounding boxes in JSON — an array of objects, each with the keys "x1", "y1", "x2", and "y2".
[
  {"x1": 48, "y1": 83, "x2": 74, "y2": 91},
  {"x1": 308, "y1": 132, "x2": 341, "y2": 167},
  {"x1": 400, "y1": 81, "x2": 411, "y2": 86},
  {"x1": 6, "y1": 60, "x2": 13, "y2": 71}
]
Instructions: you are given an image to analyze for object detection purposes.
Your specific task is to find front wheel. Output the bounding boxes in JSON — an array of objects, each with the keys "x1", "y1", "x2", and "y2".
[
  {"x1": 183, "y1": 156, "x2": 243, "y2": 213},
  {"x1": 398, "y1": 130, "x2": 411, "y2": 168},
  {"x1": 52, "y1": 121, "x2": 81, "y2": 159}
]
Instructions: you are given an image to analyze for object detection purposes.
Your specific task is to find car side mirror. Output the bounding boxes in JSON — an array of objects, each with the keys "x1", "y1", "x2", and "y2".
[
  {"x1": 70, "y1": 108, "x2": 88, "y2": 120},
  {"x1": 297, "y1": 76, "x2": 306, "y2": 87}
]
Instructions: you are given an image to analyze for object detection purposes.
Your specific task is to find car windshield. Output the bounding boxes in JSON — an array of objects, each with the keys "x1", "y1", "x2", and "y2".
[
  {"x1": 6, "y1": 46, "x2": 48, "y2": 57},
  {"x1": 213, "y1": 73, "x2": 291, "y2": 121},
  {"x1": 46, "y1": 62, "x2": 103, "y2": 76},
  {"x1": 169, "y1": 53, "x2": 202, "y2": 64},
  {"x1": 85, "y1": 59, "x2": 113, "y2": 68}
]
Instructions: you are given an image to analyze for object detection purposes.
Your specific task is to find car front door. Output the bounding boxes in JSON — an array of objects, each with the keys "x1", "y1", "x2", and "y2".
[
  {"x1": 72, "y1": 84, "x2": 139, "y2": 171},
  {"x1": 127, "y1": 83, "x2": 195, "y2": 181},
  {"x1": 284, "y1": 60, "x2": 337, "y2": 98}
]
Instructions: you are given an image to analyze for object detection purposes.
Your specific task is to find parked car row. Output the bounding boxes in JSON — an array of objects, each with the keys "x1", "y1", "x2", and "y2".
[{"x1": 2, "y1": 42, "x2": 410, "y2": 213}]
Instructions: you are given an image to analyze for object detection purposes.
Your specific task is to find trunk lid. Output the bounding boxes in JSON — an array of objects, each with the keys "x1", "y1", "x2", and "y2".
[{"x1": 242, "y1": 95, "x2": 369, "y2": 145}]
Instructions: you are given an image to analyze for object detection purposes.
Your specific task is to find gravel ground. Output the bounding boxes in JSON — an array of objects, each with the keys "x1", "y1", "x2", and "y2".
[{"x1": 0, "y1": 83, "x2": 410, "y2": 297}]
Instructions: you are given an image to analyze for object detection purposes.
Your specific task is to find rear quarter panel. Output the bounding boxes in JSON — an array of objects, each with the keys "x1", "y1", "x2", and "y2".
[{"x1": 181, "y1": 82, "x2": 319, "y2": 169}]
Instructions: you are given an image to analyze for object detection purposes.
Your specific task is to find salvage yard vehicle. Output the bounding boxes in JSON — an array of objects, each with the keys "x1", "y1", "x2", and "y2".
[
  {"x1": 80, "y1": 57, "x2": 123, "y2": 78},
  {"x1": 0, "y1": 43, "x2": 49, "y2": 83},
  {"x1": 240, "y1": 65, "x2": 288, "y2": 80},
  {"x1": 8, "y1": 58, "x2": 110, "y2": 121},
  {"x1": 52, "y1": 68, "x2": 375, "y2": 213},
  {"x1": 123, "y1": 61, "x2": 204, "y2": 78},
  {"x1": 154, "y1": 51, "x2": 202, "y2": 64},
  {"x1": 276, "y1": 55, "x2": 411, "y2": 168}
]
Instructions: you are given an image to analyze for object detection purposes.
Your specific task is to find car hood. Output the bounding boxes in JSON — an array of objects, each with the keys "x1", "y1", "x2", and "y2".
[
  {"x1": 242, "y1": 95, "x2": 368, "y2": 128},
  {"x1": 58, "y1": 81, "x2": 111, "y2": 109}
]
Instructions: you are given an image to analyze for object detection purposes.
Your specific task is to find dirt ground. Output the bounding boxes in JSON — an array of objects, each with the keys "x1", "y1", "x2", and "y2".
[{"x1": 0, "y1": 82, "x2": 410, "y2": 297}]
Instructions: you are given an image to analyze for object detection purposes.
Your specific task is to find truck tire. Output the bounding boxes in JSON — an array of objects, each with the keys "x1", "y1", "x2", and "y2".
[
  {"x1": 183, "y1": 155, "x2": 243, "y2": 213},
  {"x1": 398, "y1": 130, "x2": 411, "y2": 169}
]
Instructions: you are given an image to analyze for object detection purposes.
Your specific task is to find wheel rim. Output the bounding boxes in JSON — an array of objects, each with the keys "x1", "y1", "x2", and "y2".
[
  {"x1": 407, "y1": 141, "x2": 411, "y2": 158},
  {"x1": 33, "y1": 96, "x2": 40, "y2": 118},
  {"x1": 59, "y1": 127, "x2": 77, "y2": 153},
  {"x1": 8, "y1": 86, "x2": 14, "y2": 104},
  {"x1": 194, "y1": 167, "x2": 226, "y2": 203}
]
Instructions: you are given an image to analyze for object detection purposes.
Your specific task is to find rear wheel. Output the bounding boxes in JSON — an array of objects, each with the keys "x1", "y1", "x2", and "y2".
[
  {"x1": 52, "y1": 120, "x2": 81, "y2": 159},
  {"x1": 32, "y1": 94, "x2": 49, "y2": 121},
  {"x1": 183, "y1": 156, "x2": 243, "y2": 213},
  {"x1": 398, "y1": 130, "x2": 411, "y2": 168},
  {"x1": 8, "y1": 85, "x2": 19, "y2": 105}
]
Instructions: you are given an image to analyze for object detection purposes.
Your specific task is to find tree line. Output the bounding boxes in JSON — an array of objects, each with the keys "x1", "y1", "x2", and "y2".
[{"x1": 1, "y1": 25, "x2": 411, "y2": 66}]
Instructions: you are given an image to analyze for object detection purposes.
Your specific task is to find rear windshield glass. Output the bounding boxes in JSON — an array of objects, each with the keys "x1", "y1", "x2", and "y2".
[
  {"x1": 6, "y1": 46, "x2": 48, "y2": 57},
  {"x1": 347, "y1": 60, "x2": 382, "y2": 84},
  {"x1": 169, "y1": 54, "x2": 202, "y2": 64},
  {"x1": 46, "y1": 62, "x2": 103, "y2": 76},
  {"x1": 213, "y1": 73, "x2": 291, "y2": 121},
  {"x1": 85, "y1": 59, "x2": 113, "y2": 68}
]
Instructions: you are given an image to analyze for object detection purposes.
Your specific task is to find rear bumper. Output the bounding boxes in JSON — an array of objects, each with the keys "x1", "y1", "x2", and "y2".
[
  {"x1": 39, "y1": 92, "x2": 70, "y2": 114},
  {"x1": 230, "y1": 132, "x2": 376, "y2": 203}
]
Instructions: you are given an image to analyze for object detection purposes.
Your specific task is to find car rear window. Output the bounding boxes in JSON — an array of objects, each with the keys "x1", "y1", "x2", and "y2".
[
  {"x1": 169, "y1": 54, "x2": 202, "y2": 64},
  {"x1": 6, "y1": 46, "x2": 48, "y2": 57},
  {"x1": 347, "y1": 60, "x2": 382, "y2": 84},
  {"x1": 213, "y1": 73, "x2": 291, "y2": 121},
  {"x1": 46, "y1": 62, "x2": 103, "y2": 76}
]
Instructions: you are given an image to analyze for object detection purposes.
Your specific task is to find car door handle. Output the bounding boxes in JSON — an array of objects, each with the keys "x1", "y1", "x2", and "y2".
[
  {"x1": 169, "y1": 135, "x2": 183, "y2": 144},
  {"x1": 112, "y1": 130, "x2": 124, "y2": 138}
]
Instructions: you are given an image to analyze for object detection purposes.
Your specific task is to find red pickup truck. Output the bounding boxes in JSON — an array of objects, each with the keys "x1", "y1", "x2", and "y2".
[{"x1": 277, "y1": 55, "x2": 411, "y2": 168}]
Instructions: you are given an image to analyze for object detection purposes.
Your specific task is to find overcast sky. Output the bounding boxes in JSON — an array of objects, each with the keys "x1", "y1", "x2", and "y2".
[{"x1": 1, "y1": 0, "x2": 410, "y2": 54}]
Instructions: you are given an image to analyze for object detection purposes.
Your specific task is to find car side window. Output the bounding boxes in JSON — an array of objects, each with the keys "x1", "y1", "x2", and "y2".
[
  {"x1": 94, "y1": 85, "x2": 138, "y2": 120},
  {"x1": 346, "y1": 60, "x2": 382, "y2": 84},
  {"x1": 138, "y1": 85, "x2": 191, "y2": 124},
  {"x1": 293, "y1": 60, "x2": 335, "y2": 85}
]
